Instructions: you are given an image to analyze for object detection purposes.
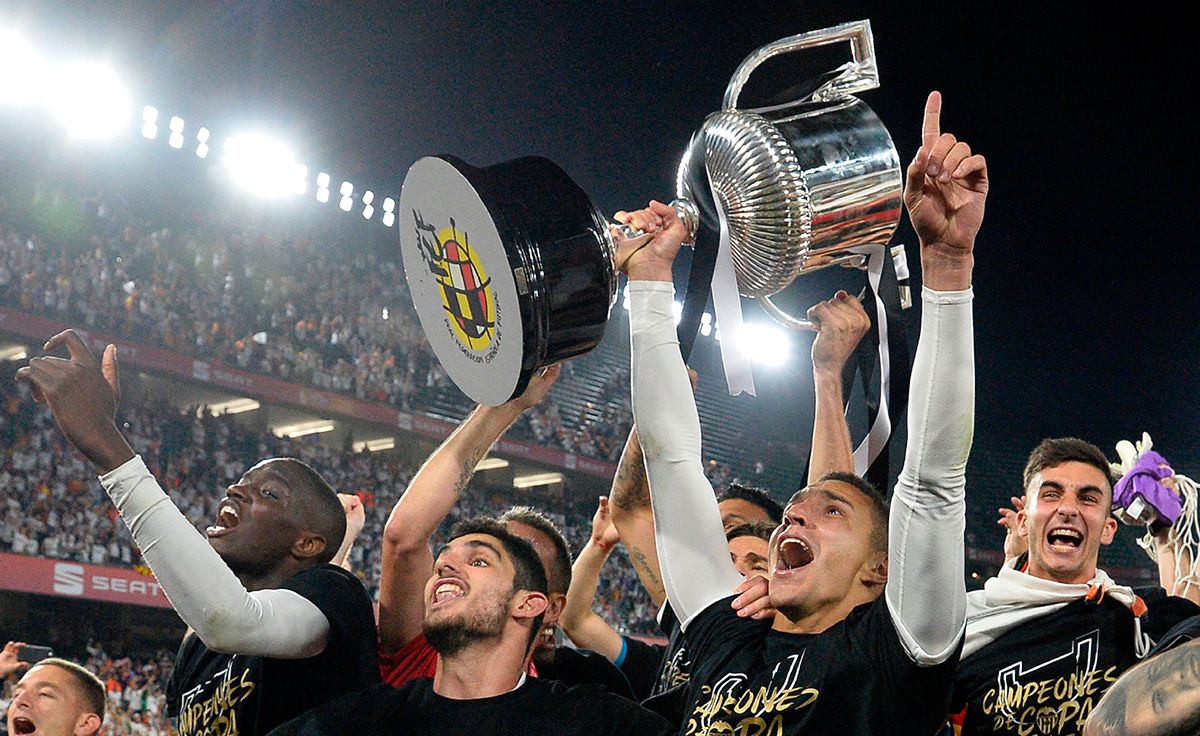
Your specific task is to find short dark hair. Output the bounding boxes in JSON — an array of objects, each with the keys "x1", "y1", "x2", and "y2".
[
  {"x1": 717, "y1": 484, "x2": 784, "y2": 524},
  {"x1": 447, "y1": 516, "x2": 548, "y2": 650},
  {"x1": 498, "y1": 506, "x2": 572, "y2": 594},
  {"x1": 274, "y1": 458, "x2": 346, "y2": 565},
  {"x1": 1022, "y1": 438, "x2": 1115, "y2": 502},
  {"x1": 725, "y1": 522, "x2": 775, "y2": 544},
  {"x1": 34, "y1": 658, "x2": 106, "y2": 722},
  {"x1": 811, "y1": 471, "x2": 889, "y2": 552}
]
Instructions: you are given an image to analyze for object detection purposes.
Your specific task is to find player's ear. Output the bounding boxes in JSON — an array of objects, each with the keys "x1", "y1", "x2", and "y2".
[
  {"x1": 512, "y1": 590, "x2": 549, "y2": 621},
  {"x1": 292, "y1": 530, "x2": 328, "y2": 561},
  {"x1": 1099, "y1": 516, "x2": 1118, "y2": 546},
  {"x1": 861, "y1": 550, "x2": 888, "y2": 586}
]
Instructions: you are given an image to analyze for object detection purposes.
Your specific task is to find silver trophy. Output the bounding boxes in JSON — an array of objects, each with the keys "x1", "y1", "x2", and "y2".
[{"x1": 621, "y1": 20, "x2": 902, "y2": 330}]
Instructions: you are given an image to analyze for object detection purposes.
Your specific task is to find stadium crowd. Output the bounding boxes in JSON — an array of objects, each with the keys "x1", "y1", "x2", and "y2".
[{"x1": 6, "y1": 91, "x2": 1200, "y2": 736}]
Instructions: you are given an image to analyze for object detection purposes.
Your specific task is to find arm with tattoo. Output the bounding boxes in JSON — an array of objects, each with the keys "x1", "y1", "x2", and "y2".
[
  {"x1": 609, "y1": 427, "x2": 667, "y2": 606},
  {"x1": 378, "y1": 366, "x2": 561, "y2": 653},
  {"x1": 1085, "y1": 638, "x2": 1200, "y2": 736}
]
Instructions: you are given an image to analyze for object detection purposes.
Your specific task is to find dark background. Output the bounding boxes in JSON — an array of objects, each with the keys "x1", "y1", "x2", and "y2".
[{"x1": 2, "y1": 1, "x2": 1196, "y2": 489}]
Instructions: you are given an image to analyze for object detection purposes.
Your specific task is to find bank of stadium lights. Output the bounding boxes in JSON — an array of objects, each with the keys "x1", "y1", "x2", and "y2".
[
  {"x1": 168, "y1": 116, "x2": 184, "y2": 149},
  {"x1": 362, "y1": 190, "x2": 375, "y2": 220},
  {"x1": 382, "y1": 197, "x2": 396, "y2": 227},
  {"x1": 339, "y1": 181, "x2": 354, "y2": 212},
  {"x1": 316, "y1": 172, "x2": 331, "y2": 203},
  {"x1": 271, "y1": 419, "x2": 335, "y2": 439},
  {"x1": 195, "y1": 127, "x2": 210, "y2": 158},
  {"x1": 141, "y1": 106, "x2": 158, "y2": 139},
  {"x1": 223, "y1": 133, "x2": 307, "y2": 199}
]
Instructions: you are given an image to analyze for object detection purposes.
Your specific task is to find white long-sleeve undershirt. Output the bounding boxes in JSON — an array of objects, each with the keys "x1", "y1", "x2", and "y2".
[
  {"x1": 630, "y1": 282, "x2": 972, "y2": 667},
  {"x1": 99, "y1": 455, "x2": 330, "y2": 658}
]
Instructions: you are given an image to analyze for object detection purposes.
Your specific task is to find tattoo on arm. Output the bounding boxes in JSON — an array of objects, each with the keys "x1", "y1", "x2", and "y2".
[
  {"x1": 628, "y1": 545, "x2": 662, "y2": 593},
  {"x1": 453, "y1": 448, "x2": 484, "y2": 497},
  {"x1": 611, "y1": 435, "x2": 649, "y2": 513}
]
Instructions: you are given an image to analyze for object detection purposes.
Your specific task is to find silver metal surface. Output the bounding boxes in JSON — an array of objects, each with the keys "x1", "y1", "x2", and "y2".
[
  {"x1": 614, "y1": 198, "x2": 699, "y2": 245},
  {"x1": 673, "y1": 19, "x2": 902, "y2": 330}
]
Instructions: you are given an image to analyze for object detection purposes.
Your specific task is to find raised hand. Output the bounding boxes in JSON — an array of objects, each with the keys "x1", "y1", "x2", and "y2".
[
  {"x1": 904, "y1": 91, "x2": 988, "y2": 272},
  {"x1": 1, "y1": 641, "x2": 29, "y2": 678},
  {"x1": 998, "y1": 495, "x2": 1029, "y2": 561},
  {"x1": 508, "y1": 363, "x2": 561, "y2": 412},
  {"x1": 590, "y1": 496, "x2": 621, "y2": 552},
  {"x1": 612, "y1": 200, "x2": 689, "y2": 282},
  {"x1": 338, "y1": 493, "x2": 367, "y2": 538},
  {"x1": 731, "y1": 574, "x2": 776, "y2": 620},
  {"x1": 807, "y1": 290, "x2": 871, "y2": 375},
  {"x1": 15, "y1": 330, "x2": 134, "y2": 473}
]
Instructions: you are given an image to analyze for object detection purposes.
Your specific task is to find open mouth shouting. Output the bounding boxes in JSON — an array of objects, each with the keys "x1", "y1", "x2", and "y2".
[
  {"x1": 430, "y1": 577, "x2": 468, "y2": 609},
  {"x1": 206, "y1": 501, "x2": 240, "y2": 538},
  {"x1": 775, "y1": 537, "x2": 816, "y2": 576},
  {"x1": 1044, "y1": 526, "x2": 1084, "y2": 553},
  {"x1": 10, "y1": 716, "x2": 36, "y2": 735}
]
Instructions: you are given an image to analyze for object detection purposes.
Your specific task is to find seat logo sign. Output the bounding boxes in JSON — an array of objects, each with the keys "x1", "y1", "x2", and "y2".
[
  {"x1": 413, "y1": 211, "x2": 496, "y2": 352},
  {"x1": 53, "y1": 563, "x2": 85, "y2": 595}
]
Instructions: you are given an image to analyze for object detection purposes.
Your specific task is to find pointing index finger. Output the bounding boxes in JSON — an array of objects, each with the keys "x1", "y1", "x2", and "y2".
[
  {"x1": 922, "y1": 90, "x2": 942, "y2": 150},
  {"x1": 43, "y1": 329, "x2": 97, "y2": 366}
]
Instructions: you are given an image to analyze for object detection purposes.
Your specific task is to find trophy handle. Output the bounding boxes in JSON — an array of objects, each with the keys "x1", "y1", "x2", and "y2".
[
  {"x1": 723, "y1": 19, "x2": 879, "y2": 110},
  {"x1": 614, "y1": 198, "x2": 699, "y2": 246},
  {"x1": 755, "y1": 251, "x2": 872, "y2": 332}
]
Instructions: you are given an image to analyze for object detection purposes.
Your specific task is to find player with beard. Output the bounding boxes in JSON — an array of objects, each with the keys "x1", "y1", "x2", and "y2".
[
  {"x1": 614, "y1": 90, "x2": 983, "y2": 735},
  {"x1": 15, "y1": 331, "x2": 379, "y2": 735},
  {"x1": 949, "y1": 438, "x2": 1200, "y2": 736},
  {"x1": 6, "y1": 658, "x2": 105, "y2": 736},
  {"x1": 377, "y1": 365, "x2": 633, "y2": 696},
  {"x1": 270, "y1": 518, "x2": 672, "y2": 736}
]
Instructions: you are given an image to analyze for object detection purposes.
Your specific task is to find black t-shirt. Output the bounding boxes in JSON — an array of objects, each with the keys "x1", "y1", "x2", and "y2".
[
  {"x1": 267, "y1": 676, "x2": 674, "y2": 736},
  {"x1": 1149, "y1": 613, "x2": 1200, "y2": 656},
  {"x1": 951, "y1": 587, "x2": 1200, "y2": 736},
  {"x1": 651, "y1": 603, "x2": 690, "y2": 696},
  {"x1": 620, "y1": 636, "x2": 667, "y2": 700},
  {"x1": 166, "y1": 565, "x2": 380, "y2": 736},
  {"x1": 536, "y1": 645, "x2": 635, "y2": 699},
  {"x1": 679, "y1": 594, "x2": 958, "y2": 735}
]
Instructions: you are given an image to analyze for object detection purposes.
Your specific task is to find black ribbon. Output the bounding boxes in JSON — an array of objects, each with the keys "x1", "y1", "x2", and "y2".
[{"x1": 675, "y1": 130, "x2": 722, "y2": 361}]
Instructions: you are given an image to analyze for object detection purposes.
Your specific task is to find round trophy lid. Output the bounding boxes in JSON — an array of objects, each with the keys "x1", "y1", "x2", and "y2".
[{"x1": 398, "y1": 156, "x2": 524, "y2": 406}]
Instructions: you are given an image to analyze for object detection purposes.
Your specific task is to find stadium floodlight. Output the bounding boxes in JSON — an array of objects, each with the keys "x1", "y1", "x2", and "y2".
[
  {"x1": 169, "y1": 132, "x2": 183, "y2": 149},
  {"x1": 340, "y1": 181, "x2": 353, "y2": 197},
  {"x1": 362, "y1": 190, "x2": 374, "y2": 205},
  {"x1": 196, "y1": 126, "x2": 210, "y2": 143},
  {"x1": 0, "y1": 31, "x2": 49, "y2": 106},
  {"x1": 339, "y1": 195, "x2": 352, "y2": 212},
  {"x1": 383, "y1": 197, "x2": 395, "y2": 213},
  {"x1": 203, "y1": 398, "x2": 260, "y2": 416},
  {"x1": 195, "y1": 142, "x2": 209, "y2": 159},
  {"x1": 382, "y1": 212, "x2": 395, "y2": 227},
  {"x1": 362, "y1": 204, "x2": 374, "y2": 219},
  {"x1": 169, "y1": 116, "x2": 183, "y2": 132},
  {"x1": 513, "y1": 472, "x2": 564, "y2": 489},
  {"x1": 271, "y1": 419, "x2": 335, "y2": 439},
  {"x1": 142, "y1": 122, "x2": 157, "y2": 139},
  {"x1": 223, "y1": 133, "x2": 306, "y2": 198},
  {"x1": 0, "y1": 346, "x2": 28, "y2": 361},
  {"x1": 142, "y1": 106, "x2": 158, "y2": 122},
  {"x1": 381, "y1": 307, "x2": 389, "y2": 320},
  {"x1": 316, "y1": 172, "x2": 330, "y2": 188},
  {"x1": 475, "y1": 457, "x2": 510, "y2": 471},
  {"x1": 47, "y1": 61, "x2": 131, "y2": 139},
  {"x1": 732, "y1": 322, "x2": 790, "y2": 367},
  {"x1": 352, "y1": 437, "x2": 395, "y2": 453},
  {"x1": 672, "y1": 301, "x2": 683, "y2": 326},
  {"x1": 316, "y1": 187, "x2": 329, "y2": 204}
]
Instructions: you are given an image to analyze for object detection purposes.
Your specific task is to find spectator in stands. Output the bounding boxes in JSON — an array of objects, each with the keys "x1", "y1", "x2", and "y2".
[
  {"x1": 16, "y1": 331, "x2": 380, "y2": 735},
  {"x1": 950, "y1": 438, "x2": 1200, "y2": 735},
  {"x1": 271, "y1": 517, "x2": 671, "y2": 735},
  {"x1": 6, "y1": 658, "x2": 105, "y2": 736}
]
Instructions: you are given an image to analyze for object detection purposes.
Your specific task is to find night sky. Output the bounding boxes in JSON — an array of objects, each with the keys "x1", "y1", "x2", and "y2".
[{"x1": 4, "y1": 1, "x2": 1197, "y2": 473}]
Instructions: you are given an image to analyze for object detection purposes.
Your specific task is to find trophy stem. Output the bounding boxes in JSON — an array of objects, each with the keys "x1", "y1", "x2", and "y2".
[{"x1": 614, "y1": 198, "x2": 698, "y2": 246}]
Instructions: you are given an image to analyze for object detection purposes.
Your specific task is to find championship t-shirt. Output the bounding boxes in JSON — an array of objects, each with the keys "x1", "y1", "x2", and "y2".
[
  {"x1": 950, "y1": 587, "x2": 1200, "y2": 736},
  {"x1": 166, "y1": 565, "x2": 380, "y2": 736},
  {"x1": 536, "y1": 645, "x2": 635, "y2": 699},
  {"x1": 652, "y1": 603, "x2": 690, "y2": 695},
  {"x1": 267, "y1": 676, "x2": 674, "y2": 736},
  {"x1": 679, "y1": 595, "x2": 958, "y2": 735},
  {"x1": 619, "y1": 636, "x2": 667, "y2": 700}
]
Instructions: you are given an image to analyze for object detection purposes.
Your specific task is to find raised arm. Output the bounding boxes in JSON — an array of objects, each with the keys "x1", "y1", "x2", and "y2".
[
  {"x1": 378, "y1": 365, "x2": 559, "y2": 653},
  {"x1": 609, "y1": 426, "x2": 667, "y2": 608},
  {"x1": 887, "y1": 91, "x2": 987, "y2": 665},
  {"x1": 618, "y1": 203, "x2": 743, "y2": 629},
  {"x1": 560, "y1": 496, "x2": 625, "y2": 662},
  {"x1": 333, "y1": 493, "x2": 366, "y2": 572},
  {"x1": 17, "y1": 332, "x2": 331, "y2": 658},
  {"x1": 806, "y1": 292, "x2": 870, "y2": 484}
]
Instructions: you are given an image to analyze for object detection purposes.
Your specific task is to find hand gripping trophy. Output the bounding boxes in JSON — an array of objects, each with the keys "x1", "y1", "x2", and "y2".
[{"x1": 398, "y1": 20, "x2": 905, "y2": 406}]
